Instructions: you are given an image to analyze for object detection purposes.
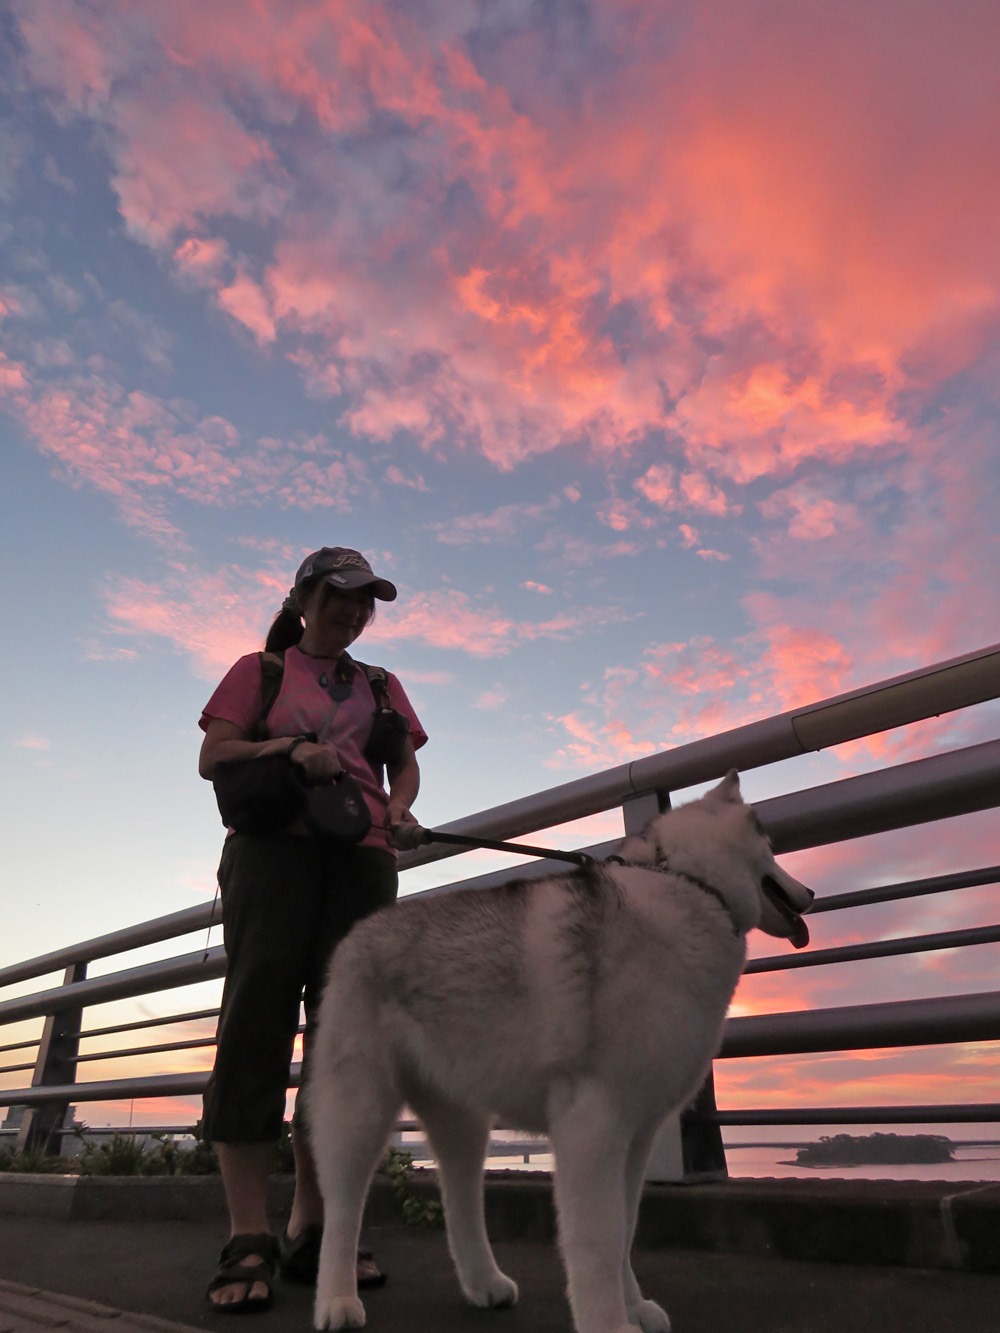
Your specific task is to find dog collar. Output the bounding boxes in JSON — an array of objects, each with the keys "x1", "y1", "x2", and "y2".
[{"x1": 605, "y1": 855, "x2": 741, "y2": 938}]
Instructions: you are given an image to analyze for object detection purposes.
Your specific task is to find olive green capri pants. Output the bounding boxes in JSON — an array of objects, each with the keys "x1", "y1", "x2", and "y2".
[{"x1": 202, "y1": 832, "x2": 398, "y2": 1144}]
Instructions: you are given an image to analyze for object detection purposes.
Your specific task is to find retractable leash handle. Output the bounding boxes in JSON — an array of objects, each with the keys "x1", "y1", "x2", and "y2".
[{"x1": 409, "y1": 825, "x2": 593, "y2": 867}]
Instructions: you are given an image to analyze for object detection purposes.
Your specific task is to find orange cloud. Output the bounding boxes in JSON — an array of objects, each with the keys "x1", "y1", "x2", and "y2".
[
  {"x1": 102, "y1": 569, "x2": 630, "y2": 676},
  {"x1": 18, "y1": 0, "x2": 998, "y2": 477}
]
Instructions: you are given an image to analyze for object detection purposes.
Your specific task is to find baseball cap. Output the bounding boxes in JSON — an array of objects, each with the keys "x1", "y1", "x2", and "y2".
[{"x1": 294, "y1": 547, "x2": 397, "y2": 601}]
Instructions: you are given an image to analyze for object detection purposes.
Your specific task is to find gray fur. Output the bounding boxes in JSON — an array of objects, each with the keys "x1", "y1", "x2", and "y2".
[{"x1": 307, "y1": 771, "x2": 813, "y2": 1333}]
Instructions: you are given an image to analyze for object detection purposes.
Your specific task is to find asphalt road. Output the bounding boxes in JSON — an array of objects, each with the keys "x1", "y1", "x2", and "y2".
[{"x1": 0, "y1": 1215, "x2": 997, "y2": 1332}]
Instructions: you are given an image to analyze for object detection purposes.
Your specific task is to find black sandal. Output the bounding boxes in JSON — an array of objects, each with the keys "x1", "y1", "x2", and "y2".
[
  {"x1": 279, "y1": 1227, "x2": 387, "y2": 1289},
  {"x1": 279, "y1": 1224, "x2": 322, "y2": 1284},
  {"x1": 357, "y1": 1248, "x2": 388, "y2": 1290},
  {"x1": 206, "y1": 1232, "x2": 279, "y2": 1314}
]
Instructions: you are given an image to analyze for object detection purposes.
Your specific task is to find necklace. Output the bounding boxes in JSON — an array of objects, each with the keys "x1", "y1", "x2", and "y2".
[{"x1": 317, "y1": 656, "x2": 354, "y2": 701}]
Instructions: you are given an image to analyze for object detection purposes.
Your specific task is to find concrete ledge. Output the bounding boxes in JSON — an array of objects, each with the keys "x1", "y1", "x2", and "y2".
[{"x1": 1, "y1": 1171, "x2": 997, "y2": 1274}]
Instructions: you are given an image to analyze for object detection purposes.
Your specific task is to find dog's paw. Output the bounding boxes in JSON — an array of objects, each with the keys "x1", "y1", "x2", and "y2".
[
  {"x1": 313, "y1": 1293, "x2": 366, "y2": 1330},
  {"x1": 464, "y1": 1271, "x2": 518, "y2": 1309},
  {"x1": 631, "y1": 1298, "x2": 671, "y2": 1333}
]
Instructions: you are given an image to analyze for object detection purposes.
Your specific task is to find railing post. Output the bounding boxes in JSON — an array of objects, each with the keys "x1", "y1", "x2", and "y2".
[
  {"x1": 17, "y1": 960, "x2": 87, "y2": 1156},
  {"x1": 622, "y1": 790, "x2": 729, "y2": 1183}
]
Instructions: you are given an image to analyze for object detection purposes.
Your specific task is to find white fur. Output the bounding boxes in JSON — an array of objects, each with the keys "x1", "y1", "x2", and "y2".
[{"x1": 308, "y1": 771, "x2": 813, "y2": 1333}]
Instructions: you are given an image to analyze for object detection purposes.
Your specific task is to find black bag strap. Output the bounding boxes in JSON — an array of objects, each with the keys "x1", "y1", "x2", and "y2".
[
  {"x1": 352, "y1": 658, "x2": 392, "y2": 711},
  {"x1": 249, "y1": 651, "x2": 286, "y2": 741}
]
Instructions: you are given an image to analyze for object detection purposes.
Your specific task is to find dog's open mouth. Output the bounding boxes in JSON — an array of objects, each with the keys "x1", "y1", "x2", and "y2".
[{"x1": 761, "y1": 875, "x2": 811, "y2": 949}]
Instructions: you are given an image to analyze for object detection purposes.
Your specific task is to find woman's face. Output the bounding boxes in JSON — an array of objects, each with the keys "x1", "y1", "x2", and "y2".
[{"x1": 297, "y1": 580, "x2": 374, "y2": 654}]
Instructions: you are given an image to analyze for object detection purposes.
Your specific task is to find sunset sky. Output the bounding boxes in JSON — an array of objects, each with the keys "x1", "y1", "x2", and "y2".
[{"x1": 2, "y1": 0, "x2": 998, "y2": 1135}]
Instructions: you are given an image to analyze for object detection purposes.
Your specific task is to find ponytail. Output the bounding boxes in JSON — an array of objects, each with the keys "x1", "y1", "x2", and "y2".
[{"x1": 264, "y1": 591, "x2": 304, "y2": 653}]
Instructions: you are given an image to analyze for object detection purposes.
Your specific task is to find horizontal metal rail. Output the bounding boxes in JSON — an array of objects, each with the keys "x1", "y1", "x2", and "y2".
[
  {"x1": 2, "y1": 639, "x2": 998, "y2": 1153},
  {"x1": 0, "y1": 901, "x2": 222, "y2": 991},
  {"x1": 746, "y1": 922, "x2": 1000, "y2": 973},
  {"x1": 755, "y1": 739, "x2": 1000, "y2": 852},
  {"x1": 708, "y1": 1104, "x2": 1000, "y2": 1125},
  {"x1": 0, "y1": 1065, "x2": 282, "y2": 1108},
  {"x1": 808, "y1": 866, "x2": 1000, "y2": 913},
  {"x1": 721, "y1": 990, "x2": 1000, "y2": 1058},
  {"x1": 72, "y1": 1036, "x2": 217, "y2": 1065},
  {"x1": 5, "y1": 989, "x2": 1000, "y2": 1110},
  {"x1": 76, "y1": 1008, "x2": 221, "y2": 1042},
  {"x1": 0, "y1": 753, "x2": 996, "y2": 1051},
  {"x1": 415, "y1": 641, "x2": 1000, "y2": 862},
  {"x1": 3, "y1": 640, "x2": 997, "y2": 992},
  {"x1": 0, "y1": 948, "x2": 226, "y2": 1027},
  {"x1": 0, "y1": 1036, "x2": 42, "y2": 1056}
]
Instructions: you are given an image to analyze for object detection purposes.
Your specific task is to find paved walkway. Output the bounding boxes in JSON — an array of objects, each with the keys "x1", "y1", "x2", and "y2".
[{"x1": 0, "y1": 1215, "x2": 998, "y2": 1333}]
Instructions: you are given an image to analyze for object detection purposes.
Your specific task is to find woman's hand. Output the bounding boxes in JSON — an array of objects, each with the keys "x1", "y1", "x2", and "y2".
[
  {"x1": 385, "y1": 796, "x2": 422, "y2": 849},
  {"x1": 288, "y1": 739, "x2": 342, "y2": 786}
]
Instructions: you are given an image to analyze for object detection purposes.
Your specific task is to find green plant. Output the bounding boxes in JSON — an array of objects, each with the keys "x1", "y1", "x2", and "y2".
[
  {"x1": 0, "y1": 1143, "x2": 77, "y2": 1174},
  {"x1": 380, "y1": 1147, "x2": 443, "y2": 1229},
  {"x1": 77, "y1": 1130, "x2": 150, "y2": 1176},
  {"x1": 176, "y1": 1134, "x2": 219, "y2": 1175}
]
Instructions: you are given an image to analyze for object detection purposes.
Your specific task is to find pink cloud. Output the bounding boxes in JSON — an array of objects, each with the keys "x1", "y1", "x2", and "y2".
[
  {"x1": 4, "y1": 363, "x2": 373, "y2": 539},
  {"x1": 17, "y1": 0, "x2": 999, "y2": 478},
  {"x1": 12, "y1": 733, "x2": 51, "y2": 750},
  {"x1": 103, "y1": 566, "x2": 283, "y2": 679},
  {"x1": 113, "y1": 86, "x2": 288, "y2": 246},
  {"x1": 217, "y1": 271, "x2": 277, "y2": 344},
  {"x1": 366, "y1": 591, "x2": 626, "y2": 657},
  {"x1": 428, "y1": 498, "x2": 562, "y2": 546},
  {"x1": 634, "y1": 464, "x2": 739, "y2": 517},
  {"x1": 173, "y1": 235, "x2": 230, "y2": 284},
  {"x1": 103, "y1": 572, "x2": 628, "y2": 675},
  {"x1": 474, "y1": 687, "x2": 510, "y2": 711},
  {"x1": 759, "y1": 483, "x2": 859, "y2": 540}
]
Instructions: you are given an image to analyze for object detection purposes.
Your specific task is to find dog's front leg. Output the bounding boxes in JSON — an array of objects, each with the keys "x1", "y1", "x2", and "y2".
[{"x1": 309, "y1": 1060, "x2": 398, "y2": 1331}]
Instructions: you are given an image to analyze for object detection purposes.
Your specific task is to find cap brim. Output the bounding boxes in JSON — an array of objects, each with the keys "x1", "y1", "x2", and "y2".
[{"x1": 320, "y1": 570, "x2": 397, "y2": 601}]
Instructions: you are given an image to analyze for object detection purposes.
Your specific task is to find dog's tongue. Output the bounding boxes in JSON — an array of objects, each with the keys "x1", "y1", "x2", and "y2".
[
  {"x1": 763, "y1": 878, "x2": 810, "y2": 949},
  {"x1": 787, "y1": 915, "x2": 810, "y2": 949}
]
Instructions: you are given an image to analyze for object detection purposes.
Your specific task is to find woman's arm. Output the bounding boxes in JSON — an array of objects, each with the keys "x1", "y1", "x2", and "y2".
[
  {"x1": 198, "y1": 718, "x2": 293, "y2": 779},
  {"x1": 384, "y1": 736, "x2": 420, "y2": 844},
  {"x1": 198, "y1": 718, "x2": 341, "y2": 784}
]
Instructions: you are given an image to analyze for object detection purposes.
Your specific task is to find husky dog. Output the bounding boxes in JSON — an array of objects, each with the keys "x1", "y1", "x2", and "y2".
[{"x1": 307, "y1": 770, "x2": 813, "y2": 1333}]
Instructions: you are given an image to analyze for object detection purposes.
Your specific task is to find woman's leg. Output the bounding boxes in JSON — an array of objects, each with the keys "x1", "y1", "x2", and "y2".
[
  {"x1": 287, "y1": 1119, "x2": 323, "y2": 1237},
  {"x1": 209, "y1": 1143, "x2": 276, "y2": 1307},
  {"x1": 203, "y1": 835, "x2": 327, "y2": 1306},
  {"x1": 288, "y1": 845, "x2": 399, "y2": 1282}
]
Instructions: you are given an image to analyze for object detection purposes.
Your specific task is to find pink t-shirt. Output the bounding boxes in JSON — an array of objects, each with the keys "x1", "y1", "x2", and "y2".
[{"x1": 200, "y1": 645, "x2": 427, "y2": 852}]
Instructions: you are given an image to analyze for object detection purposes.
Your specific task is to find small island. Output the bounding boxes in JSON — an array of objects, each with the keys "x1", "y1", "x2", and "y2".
[{"x1": 794, "y1": 1132, "x2": 956, "y2": 1167}]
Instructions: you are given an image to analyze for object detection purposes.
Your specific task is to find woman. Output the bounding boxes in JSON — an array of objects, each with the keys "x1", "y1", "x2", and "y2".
[{"x1": 198, "y1": 546, "x2": 426, "y2": 1313}]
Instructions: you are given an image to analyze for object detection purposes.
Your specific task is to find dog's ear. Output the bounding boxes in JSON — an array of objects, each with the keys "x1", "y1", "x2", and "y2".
[{"x1": 706, "y1": 769, "x2": 742, "y2": 804}]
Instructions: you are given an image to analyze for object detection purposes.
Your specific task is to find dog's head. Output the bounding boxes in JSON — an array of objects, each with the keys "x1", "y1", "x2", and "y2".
[{"x1": 620, "y1": 769, "x2": 815, "y2": 948}]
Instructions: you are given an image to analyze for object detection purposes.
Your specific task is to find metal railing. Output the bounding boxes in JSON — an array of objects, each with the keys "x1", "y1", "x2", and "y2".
[{"x1": 2, "y1": 639, "x2": 999, "y2": 1170}]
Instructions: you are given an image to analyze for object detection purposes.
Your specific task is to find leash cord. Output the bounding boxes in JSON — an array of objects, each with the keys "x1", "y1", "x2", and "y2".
[
  {"x1": 421, "y1": 829, "x2": 593, "y2": 867},
  {"x1": 202, "y1": 882, "x2": 220, "y2": 961}
]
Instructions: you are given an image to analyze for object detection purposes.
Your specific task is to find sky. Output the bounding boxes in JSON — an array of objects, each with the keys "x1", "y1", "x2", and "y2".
[{"x1": 1, "y1": 0, "x2": 998, "y2": 1136}]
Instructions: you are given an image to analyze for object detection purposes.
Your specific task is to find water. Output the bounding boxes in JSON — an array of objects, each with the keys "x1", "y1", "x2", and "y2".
[
  {"x1": 405, "y1": 1130, "x2": 1000, "y2": 1181},
  {"x1": 473, "y1": 1137, "x2": 1000, "y2": 1182}
]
